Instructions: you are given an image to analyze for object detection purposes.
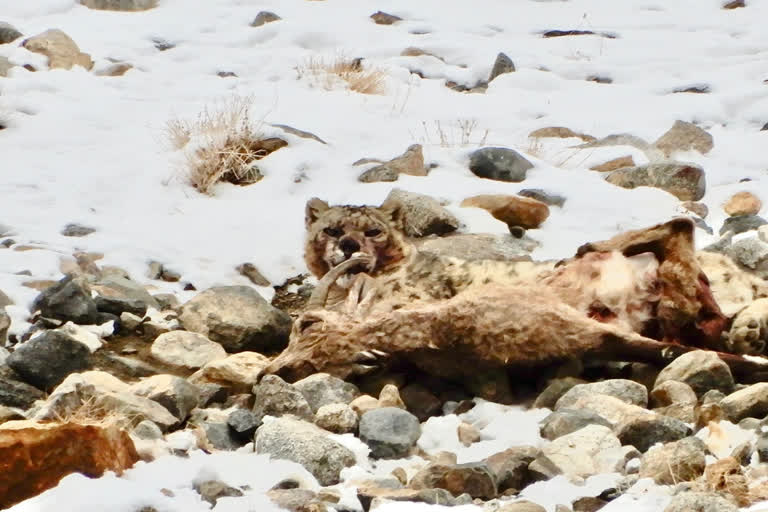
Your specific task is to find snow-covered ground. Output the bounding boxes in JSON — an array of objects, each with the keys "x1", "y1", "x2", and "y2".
[{"x1": 1, "y1": 0, "x2": 768, "y2": 510}]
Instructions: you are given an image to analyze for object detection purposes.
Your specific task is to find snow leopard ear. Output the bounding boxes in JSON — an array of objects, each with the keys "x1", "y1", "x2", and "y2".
[
  {"x1": 305, "y1": 198, "x2": 329, "y2": 227},
  {"x1": 379, "y1": 198, "x2": 405, "y2": 230}
]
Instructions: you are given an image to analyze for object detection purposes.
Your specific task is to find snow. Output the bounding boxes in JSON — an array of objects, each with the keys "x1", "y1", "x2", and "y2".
[{"x1": 2, "y1": 0, "x2": 768, "y2": 510}]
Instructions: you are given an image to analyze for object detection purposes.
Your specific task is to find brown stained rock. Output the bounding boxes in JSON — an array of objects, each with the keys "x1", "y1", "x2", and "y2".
[
  {"x1": 359, "y1": 144, "x2": 427, "y2": 183},
  {"x1": 409, "y1": 462, "x2": 497, "y2": 499},
  {"x1": 590, "y1": 155, "x2": 635, "y2": 173},
  {"x1": 723, "y1": 0, "x2": 745, "y2": 8},
  {"x1": 529, "y1": 126, "x2": 596, "y2": 142},
  {"x1": 0, "y1": 421, "x2": 138, "y2": 508},
  {"x1": 461, "y1": 194, "x2": 550, "y2": 229},
  {"x1": 723, "y1": 191, "x2": 762, "y2": 217},
  {"x1": 370, "y1": 11, "x2": 402, "y2": 25},
  {"x1": 653, "y1": 120, "x2": 714, "y2": 156},
  {"x1": 605, "y1": 162, "x2": 706, "y2": 201},
  {"x1": 681, "y1": 201, "x2": 709, "y2": 219},
  {"x1": 22, "y1": 29, "x2": 93, "y2": 70}
]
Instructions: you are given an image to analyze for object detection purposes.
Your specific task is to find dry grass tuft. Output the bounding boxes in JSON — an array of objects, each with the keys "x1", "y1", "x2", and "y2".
[
  {"x1": 296, "y1": 55, "x2": 387, "y2": 94},
  {"x1": 165, "y1": 95, "x2": 286, "y2": 195},
  {"x1": 50, "y1": 394, "x2": 136, "y2": 430},
  {"x1": 410, "y1": 119, "x2": 489, "y2": 148}
]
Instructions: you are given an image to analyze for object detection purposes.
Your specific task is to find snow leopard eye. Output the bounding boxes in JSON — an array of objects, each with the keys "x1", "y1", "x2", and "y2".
[
  {"x1": 364, "y1": 229, "x2": 382, "y2": 237},
  {"x1": 324, "y1": 227, "x2": 344, "y2": 237}
]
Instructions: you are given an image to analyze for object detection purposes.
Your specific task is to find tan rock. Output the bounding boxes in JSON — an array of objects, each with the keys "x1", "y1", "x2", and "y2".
[
  {"x1": 458, "y1": 422, "x2": 481, "y2": 446},
  {"x1": 461, "y1": 194, "x2": 550, "y2": 229},
  {"x1": 350, "y1": 394, "x2": 379, "y2": 417},
  {"x1": 22, "y1": 29, "x2": 93, "y2": 71},
  {"x1": 590, "y1": 155, "x2": 635, "y2": 173},
  {"x1": 385, "y1": 144, "x2": 426, "y2": 176},
  {"x1": 378, "y1": 384, "x2": 406, "y2": 409},
  {"x1": 681, "y1": 201, "x2": 709, "y2": 219},
  {"x1": 529, "y1": 126, "x2": 595, "y2": 142},
  {"x1": 723, "y1": 191, "x2": 762, "y2": 217},
  {"x1": 189, "y1": 352, "x2": 270, "y2": 393},
  {"x1": 95, "y1": 62, "x2": 133, "y2": 77},
  {"x1": 654, "y1": 120, "x2": 714, "y2": 156},
  {"x1": 0, "y1": 420, "x2": 138, "y2": 508}
]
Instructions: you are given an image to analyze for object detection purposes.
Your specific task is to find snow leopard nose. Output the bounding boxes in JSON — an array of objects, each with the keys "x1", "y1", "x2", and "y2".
[{"x1": 339, "y1": 237, "x2": 361, "y2": 257}]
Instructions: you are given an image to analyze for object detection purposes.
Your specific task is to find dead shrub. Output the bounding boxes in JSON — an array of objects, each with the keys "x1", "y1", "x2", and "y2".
[
  {"x1": 165, "y1": 95, "x2": 287, "y2": 195},
  {"x1": 296, "y1": 55, "x2": 387, "y2": 94}
]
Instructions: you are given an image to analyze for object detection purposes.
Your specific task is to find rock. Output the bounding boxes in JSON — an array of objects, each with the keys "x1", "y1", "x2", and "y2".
[
  {"x1": 468, "y1": 147, "x2": 534, "y2": 182},
  {"x1": 654, "y1": 351, "x2": 734, "y2": 397},
  {"x1": 720, "y1": 383, "x2": 768, "y2": 422},
  {"x1": 533, "y1": 377, "x2": 587, "y2": 409},
  {"x1": 236, "y1": 263, "x2": 270, "y2": 286},
  {"x1": 605, "y1": 162, "x2": 706, "y2": 201},
  {"x1": 639, "y1": 437, "x2": 706, "y2": 484},
  {"x1": 757, "y1": 434, "x2": 768, "y2": 462},
  {"x1": 681, "y1": 201, "x2": 709, "y2": 219},
  {"x1": 540, "y1": 409, "x2": 614, "y2": 440},
  {"x1": 132, "y1": 420, "x2": 162, "y2": 440},
  {"x1": 359, "y1": 407, "x2": 421, "y2": 459},
  {"x1": 382, "y1": 189, "x2": 458, "y2": 237},
  {"x1": 703, "y1": 457, "x2": 749, "y2": 506},
  {"x1": 252, "y1": 374, "x2": 313, "y2": 422},
  {"x1": 314, "y1": 403, "x2": 358, "y2": 434},
  {"x1": 358, "y1": 165, "x2": 398, "y2": 183},
  {"x1": 724, "y1": 191, "x2": 762, "y2": 217},
  {"x1": 0, "y1": 56, "x2": 12, "y2": 77},
  {"x1": 130, "y1": 375, "x2": 200, "y2": 422},
  {"x1": 498, "y1": 502, "x2": 547, "y2": 512},
  {"x1": 719, "y1": 214, "x2": 767, "y2": 236},
  {"x1": 359, "y1": 487, "x2": 460, "y2": 509},
  {"x1": 488, "y1": 52, "x2": 515, "y2": 82},
  {"x1": 409, "y1": 462, "x2": 497, "y2": 499},
  {"x1": 32, "y1": 275, "x2": 98, "y2": 325},
  {"x1": 0, "y1": 311, "x2": 9, "y2": 346},
  {"x1": 653, "y1": 120, "x2": 714, "y2": 156},
  {"x1": 484, "y1": 447, "x2": 539, "y2": 493},
  {"x1": 539, "y1": 425, "x2": 623, "y2": 478},
  {"x1": 572, "y1": 497, "x2": 608, "y2": 512},
  {"x1": 378, "y1": 384, "x2": 406, "y2": 409},
  {"x1": 529, "y1": 126, "x2": 595, "y2": 142},
  {"x1": 251, "y1": 11, "x2": 281, "y2": 27},
  {"x1": 95, "y1": 62, "x2": 132, "y2": 77},
  {"x1": 518, "y1": 188, "x2": 566, "y2": 207},
  {"x1": 616, "y1": 414, "x2": 691, "y2": 452},
  {"x1": 202, "y1": 422, "x2": 241, "y2": 451},
  {"x1": 179, "y1": 286, "x2": 291, "y2": 353},
  {"x1": 664, "y1": 491, "x2": 738, "y2": 512},
  {"x1": 650, "y1": 380, "x2": 698, "y2": 409},
  {"x1": 61, "y1": 223, "x2": 96, "y2": 237},
  {"x1": 80, "y1": 0, "x2": 157, "y2": 10},
  {"x1": 399, "y1": 382, "x2": 442, "y2": 421},
  {"x1": 371, "y1": 11, "x2": 402, "y2": 25},
  {"x1": 568, "y1": 394, "x2": 654, "y2": 429},
  {"x1": 722, "y1": 0, "x2": 745, "y2": 7},
  {"x1": 590, "y1": 155, "x2": 635, "y2": 173},
  {"x1": 194, "y1": 480, "x2": 243, "y2": 505},
  {"x1": 358, "y1": 145, "x2": 426, "y2": 182},
  {"x1": 293, "y1": 373, "x2": 359, "y2": 413},
  {"x1": 91, "y1": 274, "x2": 160, "y2": 315},
  {"x1": 0, "y1": 23, "x2": 22, "y2": 45},
  {"x1": 726, "y1": 237, "x2": 768, "y2": 271},
  {"x1": 458, "y1": 422, "x2": 481, "y2": 446},
  {"x1": 350, "y1": 394, "x2": 379, "y2": 417},
  {"x1": 7, "y1": 331, "x2": 91, "y2": 390},
  {"x1": 150, "y1": 331, "x2": 226, "y2": 370},
  {"x1": 556, "y1": 379, "x2": 648, "y2": 409},
  {"x1": 415, "y1": 232, "x2": 538, "y2": 262},
  {"x1": 254, "y1": 417, "x2": 356, "y2": 486},
  {"x1": 0, "y1": 420, "x2": 138, "y2": 509},
  {"x1": 189, "y1": 352, "x2": 271, "y2": 393},
  {"x1": 22, "y1": 29, "x2": 93, "y2": 70},
  {"x1": 0, "y1": 369, "x2": 46, "y2": 409},
  {"x1": 227, "y1": 409, "x2": 260, "y2": 440},
  {"x1": 461, "y1": 194, "x2": 549, "y2": 229},
  {"x1": 267, "y1": 489, "x2": 320, "y2": 511}
]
